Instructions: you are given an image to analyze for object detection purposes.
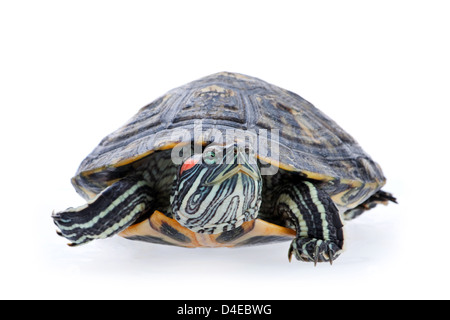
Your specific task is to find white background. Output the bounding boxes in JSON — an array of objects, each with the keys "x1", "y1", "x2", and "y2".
[{"x1": 1, "y1": 1, "x2": 449, "y2": 300}]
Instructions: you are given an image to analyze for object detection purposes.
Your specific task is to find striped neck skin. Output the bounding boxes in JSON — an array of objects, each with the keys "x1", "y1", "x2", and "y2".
[{"x1": 170, "y1": 144, "x2": 262, "y2": 234}]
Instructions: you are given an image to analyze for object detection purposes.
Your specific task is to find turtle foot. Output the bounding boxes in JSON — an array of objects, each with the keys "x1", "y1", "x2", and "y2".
[{"x1": 288, "y1": 238, "x2": 342, "y2": 265}]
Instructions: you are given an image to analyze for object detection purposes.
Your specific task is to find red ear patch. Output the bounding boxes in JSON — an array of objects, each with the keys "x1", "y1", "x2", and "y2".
[{"x1": 180, "y1": 157, "x2": 199, "y2": 175}]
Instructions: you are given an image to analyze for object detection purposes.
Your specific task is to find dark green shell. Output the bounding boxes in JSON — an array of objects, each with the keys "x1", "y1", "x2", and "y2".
[{"x1": 72, "y1": 72, "x2": 385, "y2": 209}]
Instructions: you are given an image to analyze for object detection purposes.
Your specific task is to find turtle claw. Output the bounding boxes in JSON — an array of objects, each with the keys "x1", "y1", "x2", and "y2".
[
  {"x1": 314, "y1": 245, "x2": 320, "y2": 267},
  {"x1": 51, "y1": 210, "x2": 60, "y2": 221},
  {"x1": 288, "y1": 238, "x2": 342, "y2": 265},
  {"x1": 288, "y1": 245, "x2": 294, "y2": 263},
  {"x1": 328, "y1": 247, "x2": 334, "y2": 266},
  {"x1": 67, "y1": 242, "x2": 80, "y2": 247}
]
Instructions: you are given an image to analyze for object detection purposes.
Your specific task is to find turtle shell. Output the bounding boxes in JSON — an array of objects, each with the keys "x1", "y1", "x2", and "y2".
[{"x1": 72, "y1": 72, "x2": 385, "y2": 209}]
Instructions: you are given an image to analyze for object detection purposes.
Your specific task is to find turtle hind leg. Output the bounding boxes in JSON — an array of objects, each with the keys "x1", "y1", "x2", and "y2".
[
  {"x1": 52, "y1": 176, "x2": 154, "y2": 246},
  {"x1": 343, "y1": 190, "x2": 397, "y2": 221}
]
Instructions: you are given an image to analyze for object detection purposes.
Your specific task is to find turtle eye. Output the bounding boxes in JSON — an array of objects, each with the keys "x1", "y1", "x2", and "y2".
[{"x1": 204, "y1": 150, "x2": 217, "y2": 165}]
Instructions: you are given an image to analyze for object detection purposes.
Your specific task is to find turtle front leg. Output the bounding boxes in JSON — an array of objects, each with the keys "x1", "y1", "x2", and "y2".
[
  {"x1": 275, "y1": 181, "x2": 344, "y2": 265},
  {"x1": 52, "y1": 176, "x2": 154, "y2": 246}
]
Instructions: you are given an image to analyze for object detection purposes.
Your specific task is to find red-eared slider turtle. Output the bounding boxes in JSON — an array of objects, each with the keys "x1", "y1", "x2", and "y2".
[{"x1": 52, "y1": 72, "x2": 396, "y2": 264}]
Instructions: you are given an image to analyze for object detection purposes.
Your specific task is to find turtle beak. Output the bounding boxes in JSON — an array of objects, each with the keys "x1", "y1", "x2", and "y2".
[
  {"x1": 235, "y1": 164, "x2": 260, "y2": 180},
  {"x1": 204, "y1": 164, "x2": 259, "y2": 186},
  {"x1": 204, "y1": 147, "x2": 260, "y2": 186}
]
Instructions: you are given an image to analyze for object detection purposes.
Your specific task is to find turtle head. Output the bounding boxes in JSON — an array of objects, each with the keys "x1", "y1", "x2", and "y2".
[{"x1": 171, "y1": 143, "x2": 262, "y2": 234}]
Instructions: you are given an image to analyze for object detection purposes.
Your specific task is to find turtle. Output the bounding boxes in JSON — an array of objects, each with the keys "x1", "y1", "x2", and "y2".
[{"x1": 52, "y1": 71, "x2": 396, "y2": 264}]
